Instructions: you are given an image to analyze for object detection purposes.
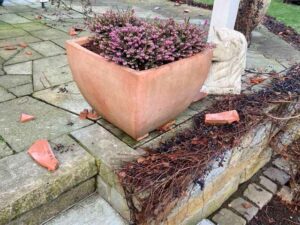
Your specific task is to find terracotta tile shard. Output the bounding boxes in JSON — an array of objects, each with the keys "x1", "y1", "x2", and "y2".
[
  {"x1": 19, "y1": 42, "x2": 28, "y2": 48},
  {"x1": 250, "y1": 76, "x2": 266, "y2": 84},
  {"x1": 157, "y1": 120, "x2": 175, "y2": 132},
  {"x1": 4, "y1": 46, "x2": 17, "y2": 50},
  {"x1": 205, "y1": 110, "x2": 240, "y2": 125},
  {"x1": 27, "y1": 139, "x2": 59, "y2": 171},
  {"x1": 79, "y1": 109, "x2": 88, "y2": 120},
  {"x1": 20, "y1": 113, "x2": 35, "y2": 123},
  {"x1": 69, "y1": 28, "x2": 78, "y2": 36},
  {"x1": 87, "y1": 109, "x2": 100, "y2": 120}
]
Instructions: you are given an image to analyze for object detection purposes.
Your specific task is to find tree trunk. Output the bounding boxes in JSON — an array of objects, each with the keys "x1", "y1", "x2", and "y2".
[{"x1": 235, "y1": 0, "x2": 271, "y2": 44}]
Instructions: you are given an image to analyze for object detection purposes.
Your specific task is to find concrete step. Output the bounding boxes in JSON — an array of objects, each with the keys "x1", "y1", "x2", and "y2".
[
  {"x1": 43, "y1": 193, "x2": 128, "y2": 225},
  {"x1": 0, "y1": 135, "x2": 98, "y2": 225}
]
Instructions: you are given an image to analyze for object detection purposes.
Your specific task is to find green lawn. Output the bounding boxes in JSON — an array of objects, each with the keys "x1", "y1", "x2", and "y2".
[{"x1": 194, "y1": 0, "x2": 300, "y2": 32}]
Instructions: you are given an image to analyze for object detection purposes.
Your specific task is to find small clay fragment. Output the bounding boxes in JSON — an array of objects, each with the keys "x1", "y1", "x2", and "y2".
[
  {"x1": 19, "y1": 42, "x2": 28, "y2": 48},
  {"x1": 20, "y1": 113, "x2": 35, "y2": 123},
  {"x1": 205, "y1": 110, "x2": 240, "y2": 125},
  {"x1": 25, "y1": 51, "x2": 32, "y2": 56},
  {"x1": 79, "y1": 109, "x2": 88, "y2": 120},
  {"x1": 250, "y1": 76, "x2": 266, "y2": 84},
  {"x1": 157, "y1": 120, "x2": 176, "y2": 132},
  {"x1": 87, "y1": 109, "x2": 101, "y2": 120},
  {"x1": 4, "y1": 46, "x2": 17, "y2": 50},
  {"x1": 242, "y1": 202, "x2": 253, "y2": 209},
  {"x1": 27, "y1": 139, "x2": 59, "y2": 171},
  {"x1": 69, "y1": 28, "x2": 78, "y2": 36}
]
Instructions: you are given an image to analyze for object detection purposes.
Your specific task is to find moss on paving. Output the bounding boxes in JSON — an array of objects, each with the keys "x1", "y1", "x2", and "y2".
[{"x1": 194, "y1": 0, "x2": 300, "y2": 32}]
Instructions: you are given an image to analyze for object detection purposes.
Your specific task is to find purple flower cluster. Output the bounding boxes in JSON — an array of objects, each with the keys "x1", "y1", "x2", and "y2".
[{"x1": 88, "y1": 10, "x2": 209, "y2": 70}]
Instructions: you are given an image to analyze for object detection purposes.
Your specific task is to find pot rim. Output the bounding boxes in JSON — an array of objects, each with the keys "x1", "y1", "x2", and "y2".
[{"x1": 66, "y1": 36, "x2": 213, "y2": 77}]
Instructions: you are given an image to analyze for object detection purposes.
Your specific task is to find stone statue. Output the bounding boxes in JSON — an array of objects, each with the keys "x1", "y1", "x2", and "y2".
[{"x1": 201, "y1": 28, "x2": 247, "y2": 95}]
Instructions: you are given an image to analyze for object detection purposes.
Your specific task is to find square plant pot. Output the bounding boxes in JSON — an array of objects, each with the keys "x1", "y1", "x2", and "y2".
[{"x1": 66, "y1": 37, "x2": 213, "y2": 140}]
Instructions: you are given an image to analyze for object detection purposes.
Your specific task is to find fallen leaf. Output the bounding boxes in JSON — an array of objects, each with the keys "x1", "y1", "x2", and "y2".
[
  {"x1": 4, "y1": 46, "x2": 17, "y2": 50},
  {"x1": 69, "y1": 27, "x2": 78, "y2": 36},
  {"x1": 25, "y1": 51, "x2": 32, "y2": 56}
]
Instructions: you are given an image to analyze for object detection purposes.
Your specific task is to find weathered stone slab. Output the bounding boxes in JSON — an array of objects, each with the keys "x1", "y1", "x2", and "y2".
[
  {"x1": 0, "y1": 13, "x2": 31, "y2": 24},
  {"x1": 212, "y1": 209, "x2": 246, "y2": 225},
  {"x1": 259, "y1": 176, "x2": 277, "y2": 194},
  {"x1": 13, "y1": 22, "x2": 49, "y2": 32},
  {"x1": 0, "y1": 96, "x2": 92, "y2": 152},
  {"x1": 243, "y1": 184, "x2": 272, "y2": 209},
  {"x1": 71, "y1": 124, "x2": 141, "y2": 172},
  {"x1": 51, "y1": 38, "x2": 68, "y2": 49},
  {"x1": 3, "y1": 61, "x2": 32, "y2": 75},
  {"x1": 273, "y1": 157, "x2": 291, "y2": 173},
  {"x1": 0, "y1": 136, "x2": 13, "y2": 159},
  {"x1": 246, "y1": 50, "x2": 285, "y2": 73},
  {"x1": 5, "y1": 47, "x2": 42, "y2": 65},
  {"x1": 263, "y1": 166, "x2": 290, "y2": 185},
  {"x1": 0, "y1": 35, "x2": 41, "y2": 48},
  {"x1": 0, "y1": 87, "x2": 15, "y2": 102},
  {"x1": 8, "y1": 178, "x2": 95, "y2": 225},
  {"x1": 251, "y1": 25, "x2": 300, "y2": 67},
  {"x1": 0, "y1": 28, "x2": 27, "y2": 39},
  {"x1": 0, "y1": 75, "x2": 31, "y2": 89},
  {"x1": 228, "y1": 197, "x2": 258, "y2": 221},
  {"x1": 0, "y1": 135, "x2": 97, "y2": 225},
  {"x1": 8, "y1": 83, "x2": 33, "y2": 96},
  {"x1": 33, "y1": 55, "x2": 73, "y2": 91},
  {"x1": 45, "y1": 194, "x2": 127, "y2": 225},
  {"x1": 31, "y1": 29, "x2": 70, "y2": 41},
  {"x1": 33, "y1": 82, "x2": 90, "y2": 114},
  {"x1": 29, "y1": 41, "x2": 65, "y2": 57}
]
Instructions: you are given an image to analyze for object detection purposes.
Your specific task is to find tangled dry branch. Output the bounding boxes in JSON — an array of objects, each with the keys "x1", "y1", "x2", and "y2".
[{"x1": 118, "y1": 64, "x2": 300, "y2": 224}]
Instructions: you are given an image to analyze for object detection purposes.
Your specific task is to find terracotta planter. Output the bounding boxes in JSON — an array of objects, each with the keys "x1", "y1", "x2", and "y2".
[{"x1": 66, "y1": 37, "x2": 213, "y2": 140}]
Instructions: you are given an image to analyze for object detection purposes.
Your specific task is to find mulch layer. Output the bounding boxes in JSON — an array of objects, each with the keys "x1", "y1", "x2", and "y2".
[
  {"x1": 118, "y1": 65, "x2": 300, "y2": 224},
  {"x1": 170, "y1": 0, "x2": 300, "y2": 50},
  {"x1": 249, "y1": 196, "x2": 300, "y2": 225}
]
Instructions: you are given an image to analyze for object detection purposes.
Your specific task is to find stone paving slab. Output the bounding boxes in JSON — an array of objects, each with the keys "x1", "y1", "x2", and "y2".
[
  {"x1": 8, "y1": 83, "x2": 33, "y2": 96},
  {"x1": 0, "y1": 13, "x2": 31, "y2": 24},
  {"x1": 3, "y1": 61, "x2": 32, "y2": 75},
  {"x1": 4, "y1": 47, "x2": 42, "y2": 65},
  {"x1": 0, "y1": 137, "x2": 13, "y2": 159},
  {"x1": 33, "y1": 54, "x2": 73, "y2": 91},
  {"x1": 243, "y1": 184, "x2": 273, "y2": 209},
  {"x1": 31, "y1": 29, "x2": 70, "y2": 41},
  {"x1": 212, "y1": 208, "x2": 246, "y2": 225},
  {"x1": 0, "y1": 75, "x2": 31, "y2": 89},
  {"x1": 33, "y1": 82, "x2": 91, "y2": 115},
  {"x1": 259, "y1": 176, "x2": 278, "y2": 194},
  {"x1": 29, "y1": 40, "x2": 65, "y2": 57},
  {"x1": 0, "y1": 96, "x2": 92, "y2": 152},
  {"x1": 263, "y1": 166, "x2": 291, "y2": 185},
  {"x1": 0, "y1": 87, "x2": 15, "y2": 102},
  {"x1": 0, "y1": 135, "x2": 97, "y2": 225},
  {"x1": 228, "y1": 197, "x2": 258, "y2": 221},
  {"x1": 12, "y1": 22, "x2": 49, "y2": 32},
  {"x1": 0, "y1": 35, "x2": 41, "y2": 48},
  {"x1": 45, "y1": 193, "x2": 127, "y2": 225},
  {"x1": 8, "y1": 178, "x2": 95, "y2": 225}
]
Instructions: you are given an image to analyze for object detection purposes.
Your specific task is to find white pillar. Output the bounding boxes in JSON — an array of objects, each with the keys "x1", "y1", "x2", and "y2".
[{"x1": 208, "y1": 0, "x2": 241, "y2": 42}]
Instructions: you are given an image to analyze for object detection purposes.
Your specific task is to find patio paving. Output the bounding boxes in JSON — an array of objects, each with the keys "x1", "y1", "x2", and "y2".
[{"x1": 0, "y1": 0, "x2": 299, "y2": 225}]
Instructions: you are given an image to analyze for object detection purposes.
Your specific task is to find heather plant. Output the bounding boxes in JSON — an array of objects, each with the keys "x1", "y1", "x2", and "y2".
[{"x1": 87, "y1": 10, "x2": 209, "y2": 70}]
